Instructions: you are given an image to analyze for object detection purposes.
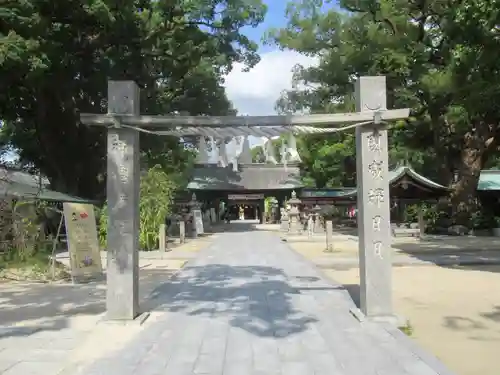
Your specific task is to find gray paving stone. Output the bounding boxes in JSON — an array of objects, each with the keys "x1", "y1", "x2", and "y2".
[
  {"x1": 223, "y1": 361, "x2": 252, "y2": 375},
  {"x1": 0, "y1": 348, "x2": 69, "y2": 363},
  {"x1": 281, "y1": 361, "x2": 313, "y2": 375},
  {"x1": 0, "y1": 360, "x2": 18, "y2": 373},
  {"x1": 73, "y1": 224, "x2": 456, "y2": 375},
  {"x1": 3, "y1": 361, "x2": 64, "y2": 375}
]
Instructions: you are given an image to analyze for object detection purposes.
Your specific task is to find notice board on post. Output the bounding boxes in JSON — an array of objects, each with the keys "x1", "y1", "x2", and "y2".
[
  {"x1": 192, "y1": 209, "x2": 204, "y2": 235},
  {"x1": 63, "y1": 202, "x2": 103, "y2": 282}
]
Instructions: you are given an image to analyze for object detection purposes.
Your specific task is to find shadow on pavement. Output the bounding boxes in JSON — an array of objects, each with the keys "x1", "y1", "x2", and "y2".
[
  {"x1": 148, "y1": 263, "x2": 318, "y2": 338},
  {"x1": 0, "y1": 268, "x2": 180, "y2": 340}
]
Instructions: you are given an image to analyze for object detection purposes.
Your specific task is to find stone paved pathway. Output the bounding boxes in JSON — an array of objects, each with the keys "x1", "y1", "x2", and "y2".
[{"x1": 77, "y1": 223, "x2": 455, "y2": 375}]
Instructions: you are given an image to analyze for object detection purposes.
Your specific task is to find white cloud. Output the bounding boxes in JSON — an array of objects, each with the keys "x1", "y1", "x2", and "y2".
[
  {"x1": 223, "y1": 50, "x2": 318, "y2": 148},
  {"x1": 224, "y1": 50, "x2": 318, "y2": 116}
]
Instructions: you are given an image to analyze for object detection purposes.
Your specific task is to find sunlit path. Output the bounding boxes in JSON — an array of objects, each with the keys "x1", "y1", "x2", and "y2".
[{"x1": 78, "y1": 230, "x2": 454, "y2": 375}]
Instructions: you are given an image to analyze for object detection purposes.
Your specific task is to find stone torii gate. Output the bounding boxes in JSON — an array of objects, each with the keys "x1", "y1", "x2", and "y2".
[{"x1": 80, "y1": 76, "x2": 409, "y2": 322}]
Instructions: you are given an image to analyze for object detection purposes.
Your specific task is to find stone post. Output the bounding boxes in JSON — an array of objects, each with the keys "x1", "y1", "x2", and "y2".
[
  {"x1": 106, "y1": 81, "x2": 140, "y2": 320},
  {"x1": 325, "y1": 220, "x2": 334, "y2": 252},
  {"x1": 159, "y1": 223, "x2": 166, "y2": 252},
  {"x1": 418, "y1": 206, "x2": 426, "y2": 238},
  {"x1": 179, "y1": 219, "x2": 186, "y2": 244},
  {"x1": 355, "y1": 76, "x2": 393, "y2": 319}
]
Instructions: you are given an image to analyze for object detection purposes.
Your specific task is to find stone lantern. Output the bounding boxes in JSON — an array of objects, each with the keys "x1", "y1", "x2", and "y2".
[
  {"x1": 311, "y1": 204, "x2": 323, "y2": 233},
  {"x1": 288, "y1": 190, "x2": 302, "y2": 235},
  {"x1": 186, "y1": 193, "x2": 201, "y2": 237},
  {"x1": 188, "y1": 193, "x2": 200, "y2": 210}
]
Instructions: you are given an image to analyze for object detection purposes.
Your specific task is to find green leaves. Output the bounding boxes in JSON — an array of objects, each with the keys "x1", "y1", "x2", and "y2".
[
  {"x1": 272, "y1": 0, "x2": 500, "y2": 222},
  {"x1": 98, "y1": 165, "x2": 180, "y2": 250},
  {"x1": 0, "y1": 0, "x2": 266, "y2": 198}
]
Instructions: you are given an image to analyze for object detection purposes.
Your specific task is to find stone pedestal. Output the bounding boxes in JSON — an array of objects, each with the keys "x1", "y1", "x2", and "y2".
[
  {"x1": 280, "y1": 208, "x2": 289, "y2": 232},
  {"x1": 289, "y1": 214, "x2": 301, "y2": 235},
  {"x1": 312, "y1": 206, "x2": 323, "y2": 234},
  {"x1": 307, "y1": 215, "x2": 313, "y2": 238},
  {"x1": 106, "y1": 81, "x2": 140, "y2": 320}
]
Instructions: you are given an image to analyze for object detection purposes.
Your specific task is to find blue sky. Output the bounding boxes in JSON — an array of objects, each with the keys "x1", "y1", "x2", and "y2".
[
  {"x1": 243, "y1": 0, "x2": 289, "y2": 53},
  {"x1": 222, "y1": 0, "x2": 320, "y2": 150},
  {"x1": 223, "y1": 0, "x2": 319, "y2": 118}
]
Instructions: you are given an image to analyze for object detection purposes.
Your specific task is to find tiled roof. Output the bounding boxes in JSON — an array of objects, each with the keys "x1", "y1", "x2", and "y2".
[
  {"x1": 187, "y1": 164, "x2": 303, "y2": 191},
  {"x1": 388, "y1": 165, "x2": 448, "y2": 190},
  {"x1": 0, "y1": 167, "x2": 93, "y2": 203},
  {"x1": 301, "y1": 165, "x2": 449, "y2": 199}
]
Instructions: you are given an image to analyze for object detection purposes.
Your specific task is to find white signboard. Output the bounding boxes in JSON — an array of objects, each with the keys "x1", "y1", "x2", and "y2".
[
  {"x1": 193, "y1": 209, "x2": 204, "y2": 235},
  {"x1": 228, "y1": 194, "x2": 264, "y2": 200},
  {"x1": 62, "y1": 203, "x2": 103, "y2": 281}
]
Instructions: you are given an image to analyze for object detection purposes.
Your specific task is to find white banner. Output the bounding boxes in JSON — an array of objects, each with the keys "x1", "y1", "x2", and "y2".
[{"x1": 63, "y1": 203, "x2": 102, "y2": 281}]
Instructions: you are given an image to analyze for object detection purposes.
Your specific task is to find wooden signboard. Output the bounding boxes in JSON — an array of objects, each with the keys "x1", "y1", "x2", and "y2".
[{"x1": 63, "y1": 203, "x2": 103, "y2": 282}]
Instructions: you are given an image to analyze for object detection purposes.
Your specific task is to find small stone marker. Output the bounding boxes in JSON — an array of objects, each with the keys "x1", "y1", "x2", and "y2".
[
  {"x1": 325, "y1": 220, "x2": 333, "y2": 252},
  {"x1": 159, "y1": 223, "x2": 166, "y2": 252}
]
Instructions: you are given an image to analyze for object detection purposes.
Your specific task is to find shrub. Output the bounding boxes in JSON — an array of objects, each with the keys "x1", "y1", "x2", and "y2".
[{"x1": 98, "y1": 165, "x2": 177, "y2": 250}]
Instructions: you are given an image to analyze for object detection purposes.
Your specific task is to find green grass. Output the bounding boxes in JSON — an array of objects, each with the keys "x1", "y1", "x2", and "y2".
[
  {"x1": 399, "y1": 320, "x2": 414, "y2": 336},
  {"x1": 1, "y1": 251, "x2": 49, "y2": 269},
  {"x1": 0, "y1": 249, "x2": 69, "y2": 281}
]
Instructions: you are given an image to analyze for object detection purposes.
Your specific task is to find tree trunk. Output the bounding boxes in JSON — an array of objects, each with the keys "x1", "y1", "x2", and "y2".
[
  {"x1": 34, "y1": 86, "x2": 106, "y2": 200},
  {"x1": 450, "y1": 127, "x2": 494, "y2": 226}
]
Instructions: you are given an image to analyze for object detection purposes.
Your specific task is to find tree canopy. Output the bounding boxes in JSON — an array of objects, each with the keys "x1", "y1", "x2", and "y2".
[
  {"x1": 0, "y1": 0, "x2": 266, "y2": 198},
  {"x1": 268, "y1": 0, "x2": 500, "y2": 224}
]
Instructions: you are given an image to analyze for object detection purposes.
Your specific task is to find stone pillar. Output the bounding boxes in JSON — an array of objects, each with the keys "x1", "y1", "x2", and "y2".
[
  {"x1": 106, "y1": 81, "x2": 140, "y2": 320},
  {"x1": 179, "y1": 219, "x2": 186, "y2": 244},
  {"x1": 355, "y1": 76, "x2": 393, "y2": 319},
  {"x1": 259, "y1": 200, "x2": 265, "y2": 224}
]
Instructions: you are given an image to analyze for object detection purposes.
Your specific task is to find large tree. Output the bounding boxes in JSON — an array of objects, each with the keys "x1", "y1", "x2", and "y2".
[
  {"x1": 269, "y1": 0, "x2": 500, "y2": 224},
  {"x1": 0, "y1": 0, "x2": 265, "y2": 198}
]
